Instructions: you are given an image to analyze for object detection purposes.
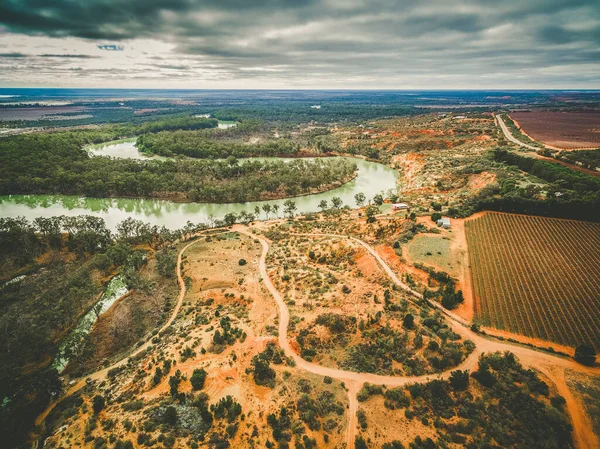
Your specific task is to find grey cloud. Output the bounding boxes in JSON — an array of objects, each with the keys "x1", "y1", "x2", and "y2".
[
  {"x1": 40, "y1": 54, "x2": 98, "y2": 58},
  {"x1": 0, "y1": 0, "x2": 599, "y2": 87},
  {"x1": 0, "y1": 52, "x2": 26, "y2": 58}
]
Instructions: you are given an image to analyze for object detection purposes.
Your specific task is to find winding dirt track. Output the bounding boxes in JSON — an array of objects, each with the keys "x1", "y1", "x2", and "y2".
[
  {"x1": 236, "y1": 228, "x2": 600, "y2": 449},
  {"x1": 35, "y1": 226, "x2": 600, "y2": 449}
]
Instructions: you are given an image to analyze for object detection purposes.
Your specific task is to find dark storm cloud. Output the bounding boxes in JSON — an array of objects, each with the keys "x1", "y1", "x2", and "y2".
[
  {"x1": 0, "y1": 52, "x2": 26, "y2": 58},
  {"x1": 0, "y1": 0, "x2": 599, "y2": 87},
  {"x1": 40, "y1": 54, "x2": 98, "y2": 58}
]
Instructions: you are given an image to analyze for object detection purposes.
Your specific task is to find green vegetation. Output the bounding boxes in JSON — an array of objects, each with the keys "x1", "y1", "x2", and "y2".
[
  {"x1": 0, "y1": 215, "x2": 198, "y2": 448},
  {"x1": 501, "y1": 114, "x2": 543, "y2": 148},
  {"x1": 137, "y1": 129, "x2": 299, "y2": 158},
  {"x1": 551, "y1": 148, "x2": 600, "y2": 171},
  {"x1": 366, "y1": 353, "x2": 572, "y2": 449},
  {"x1": 248, "y1": 342, "x2": 290, "y2": 388},
  {"x1": 456, "y1": 148, "x2": 600, "y2": 221},
  {"x1": 191, "y1": 369, "x2": 208, "y2": 390},
  {"x1": 574, "y1": 345, "x2": 597, "y2": 366},
  {"x1": 0, "y1": 130, "x2": 356, "y2": 201}
]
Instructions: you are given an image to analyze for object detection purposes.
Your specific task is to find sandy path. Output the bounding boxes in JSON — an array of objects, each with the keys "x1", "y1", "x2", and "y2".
[
  {"x1": 239, "y1": 228, "x2": 600, "y2": 449},
  {"x1": 35, "y1": 226, "x2": 600, "y2": 449}
]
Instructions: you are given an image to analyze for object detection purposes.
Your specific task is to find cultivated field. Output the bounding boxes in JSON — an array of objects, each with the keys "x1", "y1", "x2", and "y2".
[
  {"x1": 466, "y1": 212, "x2": 600, "y2": 349},
  {"x1": 510, "y1": 111, "x2": 600, "y2": 149}
]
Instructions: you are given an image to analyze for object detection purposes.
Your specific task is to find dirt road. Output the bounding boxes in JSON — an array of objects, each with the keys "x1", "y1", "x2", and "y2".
[
  {"x1": 496, "y1": 114, "x2": 600, "y2": 179},
  {"x1": 35, "y1": 226, "x2": 600, "y2": 449},
  {"x1": 237, "y1": 228, "x2": 600, "y2": 449},
  {"x1": 496, "y1": 114, "x2": 539, "y2": 150}
]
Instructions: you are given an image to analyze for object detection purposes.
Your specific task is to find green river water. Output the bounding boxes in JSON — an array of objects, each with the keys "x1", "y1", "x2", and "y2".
[{"x1": 0, "y1": 141, "x2": 399, "y2": 230}]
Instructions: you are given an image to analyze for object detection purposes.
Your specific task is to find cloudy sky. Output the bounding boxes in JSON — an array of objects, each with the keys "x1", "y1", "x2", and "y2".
[{"x1": 0, "y1": 0, "x2": 598, "y2": 89}]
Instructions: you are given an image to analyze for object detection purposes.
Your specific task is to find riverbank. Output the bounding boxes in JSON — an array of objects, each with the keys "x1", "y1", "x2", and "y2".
[{"x1": 0, "y1": 157, "x2": 398, "y2": 230}]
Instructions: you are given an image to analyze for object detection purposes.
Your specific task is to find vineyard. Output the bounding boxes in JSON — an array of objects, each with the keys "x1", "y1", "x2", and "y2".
[{"x1": 466, "y1": 212, "x2": 600, "y2": 349}]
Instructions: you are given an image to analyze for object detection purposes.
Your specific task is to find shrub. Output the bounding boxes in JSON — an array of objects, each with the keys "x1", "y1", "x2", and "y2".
[
  {"x1": 357, "y1": 410, "x2": 368, "y2": 429},
  {"x1": 92, "y1": 395, "x2": 106, "y2": 414},
  {"x1": 403, "y1": 314, "x2": 415, "y2": 329},
  {"x1": 449, "y1": 370, "x2": 469, "y2": 391},
  {"x1": 574, "y1": 344, "x2": 596, "y2": 366},
  {"x1": 238, "y1": 259, "x2": 247, "y2": 266},
  {"x1": 355, "y1": 436, "x2": 368, "y2": 449},
  {"x1": 357, "y1": 384, "x2": 383, "y2": 402},
  {"x1": 383, "y1": 442, "x2": 405, "y2": 449},
  {"x1": 114, "y1": 441, "x2": 134, "y2": 449},
  {"x1": 191, "y1": 368, "x2": 208, "y2": 391},
  {"x1": 163, "y1": 406, "x2": 178, "y2": 426}
]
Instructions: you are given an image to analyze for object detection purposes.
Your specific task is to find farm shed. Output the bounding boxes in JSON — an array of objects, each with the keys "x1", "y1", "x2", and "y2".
[
  {"x1": 392, "y1": 203, "x2": 410, "y2": 211},
  {"x1": 437, "y1": 217, "x2": 451, "y2": 229}
]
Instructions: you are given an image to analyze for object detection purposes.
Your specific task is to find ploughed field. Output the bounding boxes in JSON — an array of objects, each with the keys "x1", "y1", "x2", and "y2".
[
  {"x1": 466, "y1": 212, "x2": 600, "y2": 349},
  {"x1": 510, "y1": 111, "x2": 600, "y2": 149}
]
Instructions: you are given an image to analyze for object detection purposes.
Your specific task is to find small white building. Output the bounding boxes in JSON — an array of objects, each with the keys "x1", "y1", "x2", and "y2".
[
  {"x1": 310, "y1": 105, "x2": 321, "y2": 109},
  {"x1": 392, "y1": 203, "x2": 410, "y2": 211},
  {"x1": 437, "y1": 217, "x2": 451, "y2": 229}
]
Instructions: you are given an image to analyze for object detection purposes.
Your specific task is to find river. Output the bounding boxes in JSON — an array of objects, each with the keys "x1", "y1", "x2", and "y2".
[
  {"x1": 0, "y1": 142, "x2": 398, "y2": 230},
  {"x1": 52, "y1": 275, "x2": 129, "y2": 373}
]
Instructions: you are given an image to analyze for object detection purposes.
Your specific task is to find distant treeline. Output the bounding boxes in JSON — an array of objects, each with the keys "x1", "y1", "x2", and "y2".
[
  {"x1": 494, "y1": 149, "x2": 600, "y2": 192},
  {"x1": 549, "y1": 148, "x2": 600, "y2": 171},
  {"x1": 137, "y1": 129, "x2": 299, "y2": 159},
  {"x1": 455, "y1": 149, "x2": 600, "y2": 221},
  {"x1": 0, "y1": 130, "x2": 356, "y2": 202}
]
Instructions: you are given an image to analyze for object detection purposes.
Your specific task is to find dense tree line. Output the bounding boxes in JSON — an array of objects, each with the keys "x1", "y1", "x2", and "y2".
[
  {"x1": 0, "y1": 131, "x2": 356, "y2": 202},
  {"x1": 137, "y1": 129, "x2": 300, "y2": 158},
  {"x1": 451, "y1": 149, "x2": 600, "y2": 221},
  {"x1": 551, "y1": 148, "x2": 600, "y2": 171},
  {"x1": 494, "y1": 149, "x2": 600, "y2": 192}
]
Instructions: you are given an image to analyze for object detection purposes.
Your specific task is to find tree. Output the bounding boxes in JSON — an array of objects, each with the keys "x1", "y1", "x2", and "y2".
[
  {"x1": 365, "y1": 205, "x2": 379, "y2": 223},
  {"x1": 431, "y1": 212, "x2": 442, "y2": 223},
  {"x1": 331, "y1": 197, "x2": 343, "y2": 209},
  {"x1": 318, "y1": 199, "x2": 328, "y2": 213},
  {"x1": 354, "y1": 192, "x2": 366, "y2": 207},
  {"x1": 92, "y1": 395, "x2": 106, "y2": 414},
  {"x1": 224, "y1": 213, "x2": 237, "y2": 226},
  {"x1": 373, "y1": 193, "x2": 384, "y2": 206},
  {"x1": 355, "y1": 436, "x2": 368, "y2": 449},
  {"x1": 169, "y1": 372, "x2": 182, "y2": 396},
  {"x1": 238, "y1": 211, "x2": 255, "y2": 225},
  {"x1": 156, "y1": 248, "x2": 176, "y2": 277},
  {"x1": 449, "y1": 370, "x2": 469, "y2": 390},
  {"x1": 254, "y1": 206, "x2": 261, "y2": 218},
  {"x1": 191, "y1": 368, "x2": 208, "y2": 390},
  {"x1": 262, "y1": 204, "x2": 272, "y2": 220},
  {"x1": 575, "y1": 345, "x2": 597, "y2": 366},
  {"x1": 283, "y1": 200, "x2": 297, "y2": 219},
  {"x1": 272, "y1": 204, "x2": 280, "y2": 218},
  {"x1": 163, "y1": 406, "x2": 178, "y2": 426},
  {"x1": 403, "y1": 314, "x2": 414, "y2": 329},
  {"x1": 251, "y1": 355, "x2": 276, "y2": 387}
]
